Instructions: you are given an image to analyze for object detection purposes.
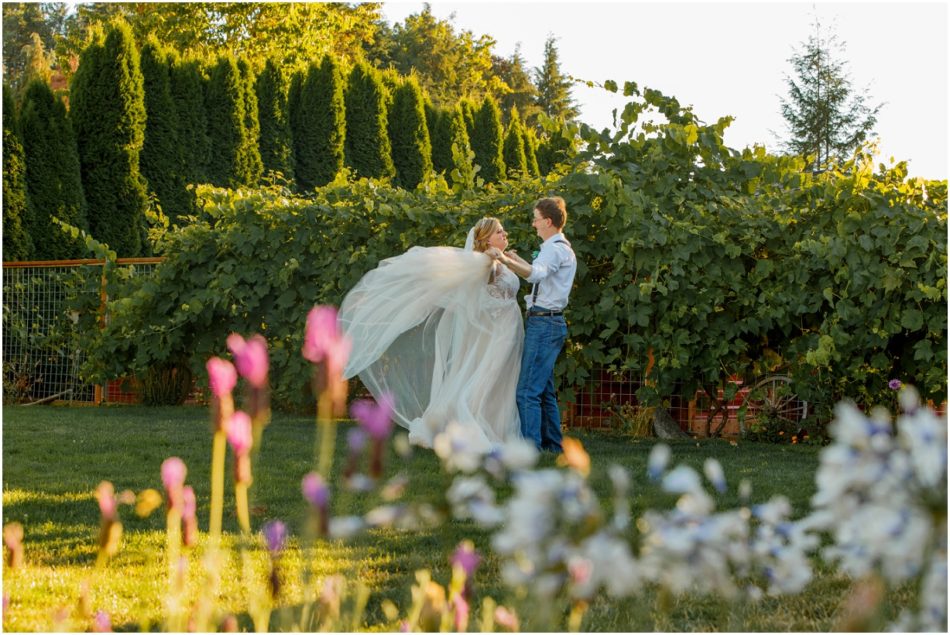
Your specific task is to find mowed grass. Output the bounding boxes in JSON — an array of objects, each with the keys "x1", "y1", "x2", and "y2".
[{"x1": 0, "y1": 404, "x2": 908, "y2": 631}]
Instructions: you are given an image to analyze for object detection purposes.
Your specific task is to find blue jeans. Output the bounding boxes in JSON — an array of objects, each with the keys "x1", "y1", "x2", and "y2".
[{"x1": 517, "y1": 314, "x2": 567, "y2": 453}]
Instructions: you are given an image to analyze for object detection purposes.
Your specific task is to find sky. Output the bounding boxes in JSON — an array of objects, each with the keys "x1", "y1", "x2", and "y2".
[{"x1": 381, "y1": 1, "x2": 949, "y2": 180}]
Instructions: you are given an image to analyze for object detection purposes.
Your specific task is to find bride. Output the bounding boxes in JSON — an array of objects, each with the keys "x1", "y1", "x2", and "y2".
[{"x1": 339, "y1": 217, "x2": 523, "y2": 450}]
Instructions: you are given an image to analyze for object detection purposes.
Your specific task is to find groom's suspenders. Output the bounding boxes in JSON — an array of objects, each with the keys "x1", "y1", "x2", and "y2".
[{"x1": 530, "y1": 238, "x2": 568, "y2": 307}]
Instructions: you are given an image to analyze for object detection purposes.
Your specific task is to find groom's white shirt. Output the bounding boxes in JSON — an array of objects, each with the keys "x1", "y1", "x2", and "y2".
[{"x1": 525, "y1": 232, "x2": 577, "y2": 311}]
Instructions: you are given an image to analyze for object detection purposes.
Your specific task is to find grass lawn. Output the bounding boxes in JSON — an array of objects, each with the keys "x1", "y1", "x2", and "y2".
[{"x1": 0, "y1": 404, "x2": 907, "y2": 631}]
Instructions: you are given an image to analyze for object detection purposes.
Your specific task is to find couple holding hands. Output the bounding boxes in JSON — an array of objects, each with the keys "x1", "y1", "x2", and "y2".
[{"x1": 339, "y1": 196, "x2": 577, "y2": 454}]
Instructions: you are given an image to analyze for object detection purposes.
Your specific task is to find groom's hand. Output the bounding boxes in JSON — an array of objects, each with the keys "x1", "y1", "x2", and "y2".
[{"x1": 485, "y1": 247, "x2": 503, "y2": 260}]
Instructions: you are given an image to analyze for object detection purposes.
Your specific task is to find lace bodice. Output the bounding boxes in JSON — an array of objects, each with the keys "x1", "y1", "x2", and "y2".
[{"x1": 487, "y1": 263, "x2": 520, "y2": 302}]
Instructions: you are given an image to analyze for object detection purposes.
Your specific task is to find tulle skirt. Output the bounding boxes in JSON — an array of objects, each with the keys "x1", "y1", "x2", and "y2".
[{"x1": 339, "y1": 246, "x2": 523, "y2": 450}]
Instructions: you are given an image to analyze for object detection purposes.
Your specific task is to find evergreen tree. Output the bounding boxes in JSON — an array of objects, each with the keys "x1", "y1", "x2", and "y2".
[
  {"x1": 493, "y1": 45, "x2": 541, "y2": 127},
  {"x1": 534, "y1": 36, "x2": 579, "y2": 121},
  {"x1": 447, "y1": 105, "x2": 475, "y2": 189},
  {"x1": 470, "y1": 95, "x2": 505, "y2": 184},
  {"x1": 502, "y1": 106, "x2": 528, "y2": 179},
  {"x1": 535, "y1": 119, "x2": 577, "y2": 176},
  {"x1": 524, "y1": 127, "x2": 541, "y2": 178},
  {"x1": 292, "y1": 56, "x2": 346, "y2": 191},
  {"x1": 18, "y1": 79, "x2": 87, "y2": 259},
  {"x1": 69, "y1": 20, "x2": 148, "y2": 256},
  {"x1": 779, "y1": 16, "x2": 883, "y2": 172},
  {"x1": 458, "y1": 97, "x2": 477, "y2": 140},
  {"x1": 140, "y1": 38, "x2": 190, "y2": 222},
  {"x1": 170, "y1": 58, "x2": 210, "y2": 188},
  {"x1": 204, "y1": 55, "x2": 248, "y2": 187},
  {"x1": 237, "y1": 58, "x2": 263, "y2": 186},
  {"x1": 388, "y1": 77, "x2": 432, "y2": 190},
  {"x1": 255, "y1": 58, "x2": 294, "y2": 183},
  {"x1": 428, "y1": 105, "x2": 453, "y2": 175},
  {"x1": 2, "y1": 83, "x2": 33, "y2": 260},
  {"x1": 344, "y1": 61, "x2": 394, "y2": 179}
]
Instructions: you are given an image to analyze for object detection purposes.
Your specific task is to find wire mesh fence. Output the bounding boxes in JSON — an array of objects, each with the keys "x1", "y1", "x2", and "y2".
[{"x1": 2, "y1": 259, "x2": 162, "y2": 405}]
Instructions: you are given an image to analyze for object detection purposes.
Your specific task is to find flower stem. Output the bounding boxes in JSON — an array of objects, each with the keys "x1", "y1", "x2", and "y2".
[
  {"x1": 317, "y1": 392, "x2": 336, "y2": 478},
  {"x1": 236, "y1": 481, "x2": 251, "y2": 534},
  {"x1": 209, "y1": 430, "x2": 226, "y2": 539}
]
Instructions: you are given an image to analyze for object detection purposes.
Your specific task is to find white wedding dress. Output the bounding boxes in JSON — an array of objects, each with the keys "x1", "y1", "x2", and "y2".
[{"x1": 339, "y1": 238, "x2": 523, "y2": 450}]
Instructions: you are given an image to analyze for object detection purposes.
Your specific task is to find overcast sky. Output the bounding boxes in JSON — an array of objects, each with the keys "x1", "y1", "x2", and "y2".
[{"x1": 381, "y1": 1, "x2": 948, "y2": 180}]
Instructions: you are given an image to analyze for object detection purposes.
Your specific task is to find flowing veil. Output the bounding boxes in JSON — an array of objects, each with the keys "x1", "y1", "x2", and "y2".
[{"x1": 339, "y1": 230, "x2": 523, "y2": 449}]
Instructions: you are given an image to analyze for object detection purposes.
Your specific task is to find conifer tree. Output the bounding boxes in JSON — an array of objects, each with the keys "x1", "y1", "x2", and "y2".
[
  {"x1": 388, "y1": 77, "x2": 432, "y2": 190},
  {"x1": 170, "y1": 58, "x2": 210, "y2": 188},
  {"x1": 471, "y1": 95, "x2": 505, "y2": 184},
  {"x1": 447, "y1": 106, "x2": 475, "y2": 189},
  {"x1": 428, "y1": 105, "x2": 453, "y2": 175},
  {"x1": 458, "y1": 97, "x2": 477, "y2": 140},
  {"x1": 19, "y1": 79, "x2": 87, "y2": 259},
  {"x1": 2, "y1": 84, "x2": 33, "y2": 260},
  {"x1": 503, "y1": 106, "x2": 528, "y2": 179},
  {"x1": 292, "y1": 57, "x2": 346, "y2": 191},
  {"x1": 255, "y1": 58, "x2": 294, "y2": 183},
  {"x1": 204, "y1": 55, "x2": 248, "y2": 187},
  {"x1": 524, "y1": 127, "x2": 541, "y2": 178},
  {"x1": 535, "y1": 120, "x2": 577, "y2": 176},
  {"x1": 69, "y1": 20, "x2": 148, "y2": 256},
  {"x1": 534, "y1": 36, "x2": 579, "y2": 121},
  {"x1": 237, "y1": 58, "x2": 263, "y2": 186},
  {"x1": 140, "y1": 38, "x2": 190, "y2": 222},
  {"x1": 344, "y1": 62, "x2": 395, "y2": 179}
]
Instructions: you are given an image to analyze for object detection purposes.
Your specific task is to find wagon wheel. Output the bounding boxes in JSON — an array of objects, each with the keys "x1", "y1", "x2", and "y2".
[{"x1": 739, "y1": 375, "x2": 808, "y2": 437}]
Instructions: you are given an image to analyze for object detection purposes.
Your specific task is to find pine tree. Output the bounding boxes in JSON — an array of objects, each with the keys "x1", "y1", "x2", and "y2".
[
  {"x1": 2, "y1": 83, "x2": 33, "y2": 260},
  {"x1": 170, "y1": 58, "x2": 210, "y2": 188},
  {"x1": 344, "y1": 62, "x2": 395, "y2": 179},
  {"x1": 428, "y1": 105, "x2": 454, "y2": 176},
  {"x1": 255, "y1": 58, "x2": 294, "y2": 183},
  {"x1": 204, "y1": 55, "x2": 248, "y2": 188},
  {"x1": 237, "y1": 58, "x2": 263, "y2": 186},
  {"x1": 534, "y1": 36, "x2": 579, "y2": 121},
  {"x1": 502, "y1": 106, "x2": 528, "y2": 179},
  {"x1": 69, "y1": 20, "x2": 148, "y2": 257},
  {"x1": 779, "y1": 16, "x2": 883, "y2": 172},
  {"x1": 292, "y1": 57, "x2": 346, "y2": 191},
  {"x1": 140, "y1": 38, "x2": 190, "y2": 222},
  {"x1": 388, "y1": 77, "x2": 433, "y2": 190},
  {"x1": 471, "y1": 96, "x2": 505, "y2": 184},
  {"x1": 447, "y1": 105, "x2": 475, "y2": 189},
  {"x1": 18, "y1": 79, "x2": 87, "y2": 259}
]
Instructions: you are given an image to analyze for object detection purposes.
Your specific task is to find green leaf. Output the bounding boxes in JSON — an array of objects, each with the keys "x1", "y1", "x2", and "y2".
[{"x1": 900, "y1": 308, "x2": 923, "y2": 331}]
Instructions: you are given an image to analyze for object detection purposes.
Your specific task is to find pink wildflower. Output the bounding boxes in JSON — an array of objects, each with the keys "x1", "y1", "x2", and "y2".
[
  {"x1": 95, "y1": 481, "x2": 117, "y2": 521},
  {"x1": 182, "y1": 486, "x2": 198, "y2": 547},
  {"x1": 227, "y1": 333, "x2": 269, "y2": 388},
  {"x1": 227, "y1": 412, "x2": 253, "y2": 457},
  {"x1": 92, "y1": 610, "x2": 112, "y2": 632},
  {"x1": 206, "y1": 357, "x2": 237, "y2": 398},
  {"x1": 350, "y1": 393, "x2": 395, "y2": 441},
  {"x1": 161, "y1": 457, "x2": 187, "y2": 512}
]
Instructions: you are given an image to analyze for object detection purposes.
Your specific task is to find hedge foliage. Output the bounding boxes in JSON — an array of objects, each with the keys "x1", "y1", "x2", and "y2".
[
  {"x1": 290, "y1": 57, "x2": 345, "y2": 191},
  {"x1": 255, "y1": 58, "x2": 294, "y2": 183},
  {"x1": 388, "y1": 76, "x2": 433, "y2": 190},
  {"x1": 72, "y1": 86, "x2": 947, "y2": 421},
  {"x1": 471, "y1": 95, "x2": 505, "y2": 184},
  {"x1": 18, "y1": 79, "x2": 87, "y2": 259},
  {"x1": 69, "y1": 20, "x2": 148, "y2": 257},
  {"x1": 2, "y1": 84, "x2": 34, "y2": 260}
]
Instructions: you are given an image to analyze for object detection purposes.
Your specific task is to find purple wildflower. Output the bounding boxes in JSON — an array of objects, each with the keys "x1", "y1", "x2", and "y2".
[
  {"x1": 350, "y1": 393, "x2": 395, "y2": 441},
  {"x1": 302, "y1": 472, "x2": 330, "y2": 510},
  {"x1": 888, "y1": 378, "x2": 902, "y2": 391},
  {"x1": 451, "y1": 540, "x2": 481, "y2": 577},
  {"x1": 262, "y1": 520, "x2": 287, "y2": 555}
]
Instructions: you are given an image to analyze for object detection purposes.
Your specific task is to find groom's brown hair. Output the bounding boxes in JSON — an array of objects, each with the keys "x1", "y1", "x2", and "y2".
[{"x1": 534, "y1": 196, "x2": 567, "y2": 230}]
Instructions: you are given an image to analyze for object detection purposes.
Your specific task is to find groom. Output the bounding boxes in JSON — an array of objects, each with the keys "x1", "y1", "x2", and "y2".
[{"x1": 488, "y1": 196, "x2": 577, "y2": 453}]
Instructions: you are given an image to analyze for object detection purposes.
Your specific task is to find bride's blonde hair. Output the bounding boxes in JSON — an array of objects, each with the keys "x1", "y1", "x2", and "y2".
[{"x1": 471, "y1": 217, "x2": 502, "y2": 253}]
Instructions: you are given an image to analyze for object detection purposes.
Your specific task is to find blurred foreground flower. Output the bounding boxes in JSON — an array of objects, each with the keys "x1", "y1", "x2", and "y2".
[
  {"x1": 3, "y1": 523, "x2": 24, "y2": 570},
  {"x1": 303, "y1": 305, "x2": 351, "y2": 416},
  {"x1": 161, "y1": 458, "x2": 187, "y2": 513},
  {"x1": 95, "y1": 481, "x2": 123, "y2": 561},
  {"x1": 351, "y1": 393, "x2": 395, "y2": 478}
]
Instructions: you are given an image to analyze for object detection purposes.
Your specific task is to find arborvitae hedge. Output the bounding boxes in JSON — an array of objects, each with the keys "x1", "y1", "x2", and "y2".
[
  {"x1": 255, "y1": 58, "x2": 294, "y2": 183},
  {"x1": 171, "y1": 58, "x2": 210, "y2": 189},
  {"x1": 428, "y1": 105, "x2": 453, "y2": 176},
  {"x1": 503, "y1": 106, "x2": 528, "y2": 178},
  {"x1": 388, "y1": 77, "x2": 432, "y2": 190},
  {"x1": 344, "y1": 62, "x2": 395, "y2": 180},
  {"x1": 2, "y1": 84, "x2": 33, "y2": 260},
  {"x1": 459, "y1": 98, "x2": 477, "y2": 140},
  {"x1": 140, "y1": 38, "x2": 190, "y2": 222},
  {"x1": 471, "y1": 96, "x2": 505, "y2": 184},
  {"x1": 69, "y1": 20, "x2": 147, "y2": 257},
  {"x1": 536, "y1": 119, "x2": 576, "y2": 176},
  {"x1": 18, "y1": 79, "x2": 87, "y2": 259},
  {"x1": 448, "y1": 105, "x2": 475, "y2": 189},
  {"x1": 237, "y1": 59, "x2": 263, "y2": 186},
  {"x1": 292, "y1": 57, "x2": 346, "y2": 191},
  {"x1": 524, "y1": 127, "x2": 541, "y2": 178},
  {"x1": 205, "y1": 55, "x2": 249, "y2": 188}
]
